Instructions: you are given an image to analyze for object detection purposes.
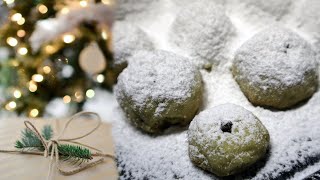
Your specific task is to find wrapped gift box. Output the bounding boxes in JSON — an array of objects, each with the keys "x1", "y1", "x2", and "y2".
[{"x1": 0, "y1": 116, "x2": 118, "y2": 180}]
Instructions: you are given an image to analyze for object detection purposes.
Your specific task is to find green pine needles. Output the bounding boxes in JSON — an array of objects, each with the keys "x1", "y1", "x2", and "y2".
[{"x1": 15, "y1": 125, "x2": 93, "y2": 164}]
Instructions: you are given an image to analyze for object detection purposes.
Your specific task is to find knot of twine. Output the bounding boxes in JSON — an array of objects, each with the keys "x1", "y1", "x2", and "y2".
[{"x1": 1, "y1": 112, "x2": 114, "y2": 179}]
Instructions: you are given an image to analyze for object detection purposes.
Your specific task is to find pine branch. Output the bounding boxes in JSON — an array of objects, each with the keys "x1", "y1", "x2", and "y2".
[
  {"x1": 58, "y1": 144, "x2": 93, "y2": 165},
  {"x1": 41, "y1": 125, "x2": 53, "y2": 141},
  {"x1": 15, "y1": 128, "x2": 44, "y2": 151},
  {"x1": 14, "y1": 125, "x2": 93, "y2": 165}
]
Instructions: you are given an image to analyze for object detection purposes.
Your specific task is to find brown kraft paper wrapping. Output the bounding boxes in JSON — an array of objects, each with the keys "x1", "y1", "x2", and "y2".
[{"x1": 0, "y1": 116, "x2": 118, "y2": 180}]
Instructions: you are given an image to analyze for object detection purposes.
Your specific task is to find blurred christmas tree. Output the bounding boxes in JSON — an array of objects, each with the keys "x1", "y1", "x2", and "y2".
[{"x1": 0, "y1": 0, "x2": 116, "y2": 117}]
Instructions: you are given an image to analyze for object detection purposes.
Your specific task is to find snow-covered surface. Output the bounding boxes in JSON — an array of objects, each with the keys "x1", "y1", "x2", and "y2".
[{"x1": 83, "y1": 0, "x2": 320, "y2": 179}]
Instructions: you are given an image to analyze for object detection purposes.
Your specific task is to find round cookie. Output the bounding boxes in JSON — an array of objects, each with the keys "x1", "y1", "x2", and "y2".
[
  {"x1": 170, "y1": 1, "x2": 234, "y2": 64},
  {"x1": 115, "y1": 50, "x2": 203, "y2": 133},
  {"x1": 188, "y1": 103, "x2": 270, "y2": 177},
  {"x1": 232, "y1": 27, "x2": 318, "y2": 109},
  {"x1": 112, "y1": 21, "x2": 154, "y2": 71}
]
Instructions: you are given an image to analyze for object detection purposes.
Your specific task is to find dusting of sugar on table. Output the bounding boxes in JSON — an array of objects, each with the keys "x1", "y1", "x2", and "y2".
[{"x1": 84, "y1": 0, "x2": 320, "y2": 179}]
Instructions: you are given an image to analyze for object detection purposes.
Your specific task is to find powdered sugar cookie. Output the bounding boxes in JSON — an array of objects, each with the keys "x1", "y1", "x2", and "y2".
[
  {"x1": 188, "y1": 103, "x2": 269, "y2": 176},
  {"x1": 170, "y1": 1, "x2": 234, "y2": 64},
  {"x1": 232, "y1": 27, "x2": 318, "y2": 109},
  {"x1": 115, "y1": 50, "x2": 203, "y2": 133},
  {"x1": 112, "y1": 21, "x2": 154, "y2": 70}
]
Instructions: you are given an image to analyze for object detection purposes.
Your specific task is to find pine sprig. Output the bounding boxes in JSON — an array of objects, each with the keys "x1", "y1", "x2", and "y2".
[
  {"x1": 42, "y1": 125, "x2": 53, "y2": 140},
  {"x1": 15, "y1": 128, "x2": 44, "y2": 151},
  {"x1": 58, "y1": 144, "x2": 93, "y2": 165},
  {"x1": 14, "y1": 125, "x2": 93, "y2": 164}
]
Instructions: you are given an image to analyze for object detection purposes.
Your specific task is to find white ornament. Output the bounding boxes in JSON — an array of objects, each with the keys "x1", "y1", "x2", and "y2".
[{"x1": 79, "y1": 42, "x2": 107, "y2": 74}]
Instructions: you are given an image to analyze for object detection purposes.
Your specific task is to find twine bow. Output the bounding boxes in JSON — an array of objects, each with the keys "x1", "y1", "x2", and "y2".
[{"x1": 0, "y1": 111, "x2": 114, "y2": 179}]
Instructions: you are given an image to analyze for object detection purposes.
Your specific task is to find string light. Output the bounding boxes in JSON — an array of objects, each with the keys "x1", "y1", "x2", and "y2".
[
  {"x1": 5, "y1": 101, "x2": 17, "y2": 110},
  {"x1": 43, "y1": 66, "x2": 51, "y2": 74},
  {"x1": 11, "y1": 13, "x2": 22, "y2": 21},
  {"x1": 74, "y1": 91, "x2": 84, "y2": 102},
  {"x1": 86, "y1": 89, "x2": 95, "y2": 98},
  {"x1": 44, "y1": 45, "x2": 56, "y2": 54},
  {"x1": 101, "y1": 31, "x2": 108, "y2": 40},
  {"x1": 38, "y1": 4, "x2": 48, "y2": 14},
  {"x1": 17, "y1": 30, "x2": 26, "y2": 37},
  {"x1": 18, "y1": 47, "x2": 28, "y2": 55},
  {"x1": 6, "y1": 37, "x2": 18, "y2": 47},
  {"x1": 17, "y1": 17, "x2": 25, "y2": 25},
  {"x1": 101, "y1": 0, "x2": 112, "y2": 5},
  {"x1": 63, "y1": 34, "x2": 75, "y2": 44},
  {"x1": 10, "y1": 60, "x2": 19, "y2": 67},
  {"x1": 79, "y1": 0, "x2": 88, "y2": 7},
  {"x1": 4, "y1": 0, "x2": 15, "y2": 5},
  {"x1": 96, "y1": 74, "x2": 105, "y2": 83},
  {"x1": 28, "y1": 81, "x2": 37, "y2": 92},
  {"x1": 32, "y1": 74, "x2": 44, "y2": 82},
  {"x1": 29, "y1": 109, "x2": 39, "y2": 117},
  {"x1": 63, "y1": 95, "x2": 71, "y2": 104},
  {"x1": 60, "y1": 7, "x2": 69, "y2": 14},
  {"x1": 13, "y1": 90, "x2": 22, "y2": 98}
]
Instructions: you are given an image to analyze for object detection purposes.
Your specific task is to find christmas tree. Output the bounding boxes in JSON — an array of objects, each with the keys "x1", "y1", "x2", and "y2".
[{"x1": 0, "y1": 0, "x2": 116, "y2": 117}]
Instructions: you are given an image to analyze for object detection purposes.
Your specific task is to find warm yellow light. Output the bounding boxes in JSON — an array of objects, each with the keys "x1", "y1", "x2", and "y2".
[
  {"x1": 17, "y1": 17, "x2": 25, "y2": 25},
  {"x1": 63, "y1": 34, "x2": 75, "y2": 44},
  {"x1": 96, "y1": 74, "x2": 105, "y2": 83},
  {"x1": 10, "y1": 60, "x2": 19, "y2": 67},
  {"x1": 44, "y1": 45, "x2": 56, "y2": 54},
  {"x1": 32, "y1": 74, "x2": 44, "y2": 82},
  {"x1": 60, "y1": 7, "x2": 70, "y2": 14},
  {"x1": 101, "y1": 31, "x2": 108, "y2": 40},
  {"x1": 6, "y1": 37, "x2": 18, "y2": 47},
  {"x1": 29, "y1": 109, "x2": 39, "y2": 117},
  {"x1": 17, "y1": 30, "x2": 26, "y2": 37},
  {"x1": 101, "y1": 0, "x2": 112, "y2": 5},
  {"x1": 79, "y1": 0, "x2": 88, "y2": 7},
  {"x1": 63, "y1": 95, "x2": 71, "y2": 104},
  {"x1": 75, "y1": 91, "x2": 83, "y2": 102},
  {"x1": 6, "y1": 101, "x2": 17, "y2": 110},
  {"x1": 38, "y1": 4, "x2": 48, "y2": 14},
  {"x1": 18, "y1": 47, "x2": 28, "y2": 55},
  {"x1": 13, "y1": 90, "x2": 22, "y2": 98},
  {"x1": 29, "y1": 81, "x2": 37, "y2": 92},
  {"x1": 43, "y1": 66, "x2": 51, "y2": 74},
  {"x1": 86, "y1": 89, "x2": 95, "y2": 98},
  {"x1": 11, "y1": 13, "x2": 22, "y2": 21},
  {"x1": 5, "y1": 0, "x2": 15, "y2": 5}
]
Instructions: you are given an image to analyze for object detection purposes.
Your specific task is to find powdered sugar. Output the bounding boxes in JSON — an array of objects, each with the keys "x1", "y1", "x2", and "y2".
[
  {"x1": 83, "y1": 0, "x2": 320, "y2": 179},
  {"x1": 188, "y1": 104, "x2": 269, "y2": 176},
  {"x1": 240, "y1": 0, "x2": 292, "y2": 20},
  {"x1": 112, "y1": 21, "x2": 154, "y2": 66},
  {"x1": 233, "y1": 26, "x2": 318, "y2": 88},
  {"x1": 189, "y1": 104, "x2": 266, "y2": 148},
  {"x1": 169, "y1": 1, "x2": 234, "y2": 64},
  {"x1": 115, "y1": 50, "x2": 200, "y2": 109}
]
